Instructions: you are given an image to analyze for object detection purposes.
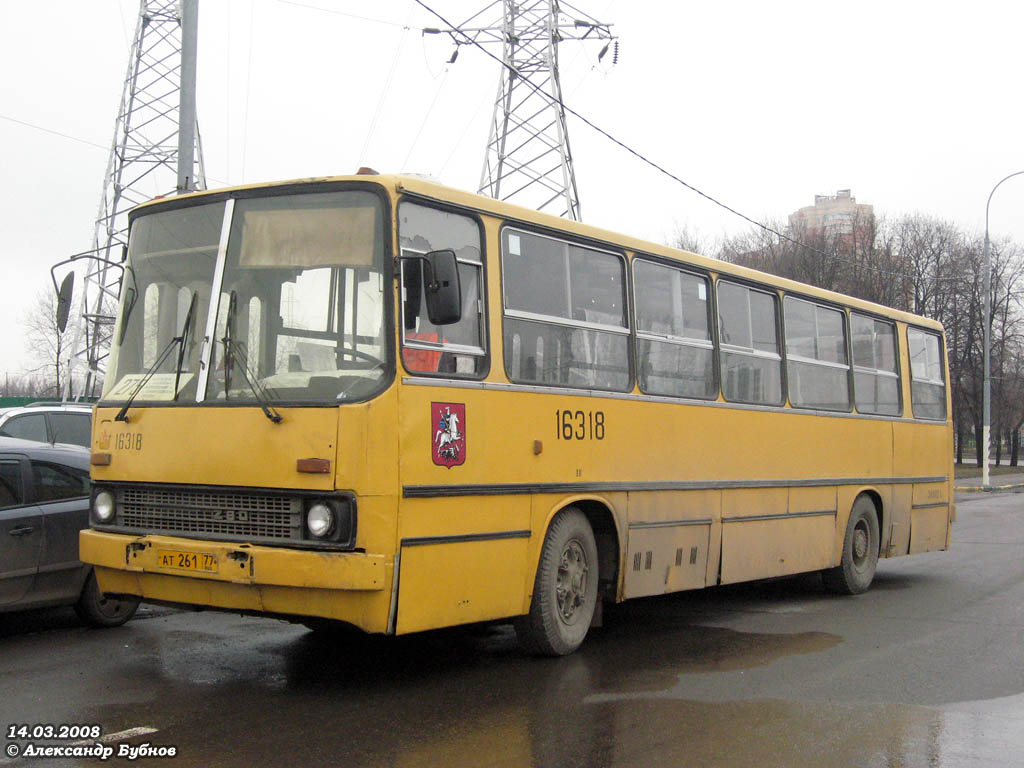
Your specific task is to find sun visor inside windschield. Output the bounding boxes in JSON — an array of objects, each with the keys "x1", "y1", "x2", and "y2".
[{"x1": 238, "y1": 205, "x2": 377, "y2": 268}]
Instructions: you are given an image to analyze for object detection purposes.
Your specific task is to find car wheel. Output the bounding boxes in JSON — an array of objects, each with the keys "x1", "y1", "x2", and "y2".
[{"x1": 74, "y1": 571, "x2": 140, "y2": 628}]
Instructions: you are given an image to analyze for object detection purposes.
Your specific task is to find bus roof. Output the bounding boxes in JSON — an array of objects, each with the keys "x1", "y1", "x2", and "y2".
[{"x1": 134, "y1": 173, "x2": 944, "y2": 332}]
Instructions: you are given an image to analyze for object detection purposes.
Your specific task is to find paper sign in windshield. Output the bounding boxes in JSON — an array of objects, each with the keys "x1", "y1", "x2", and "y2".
[{"x1": 106, "y1": 373, "x2": 194, "y2": 401}]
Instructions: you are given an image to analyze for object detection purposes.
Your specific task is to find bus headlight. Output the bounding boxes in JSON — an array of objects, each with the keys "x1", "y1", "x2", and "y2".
[
  {"x1": 93, "y1": 490, "x2": 116, "y2": 523},
  {"x1": 306, "y1": 503, "x2": 335, "y2": 538},
  {"x1": 303, "y1": 498, "x2": 355, "y2": 545}
]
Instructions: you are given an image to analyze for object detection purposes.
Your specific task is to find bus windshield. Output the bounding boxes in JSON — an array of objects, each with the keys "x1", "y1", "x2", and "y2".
[{"x1": 103, "y1": 189, "x2": 390, "y2": 405}]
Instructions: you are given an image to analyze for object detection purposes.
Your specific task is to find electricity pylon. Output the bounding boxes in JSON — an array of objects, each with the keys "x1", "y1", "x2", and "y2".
[
  {"x1": 64, "y1": 0, "x2": 205, "y2": 399},
  {"x1": 441, "y1": 1, "x2": 615, "y2": 221}
]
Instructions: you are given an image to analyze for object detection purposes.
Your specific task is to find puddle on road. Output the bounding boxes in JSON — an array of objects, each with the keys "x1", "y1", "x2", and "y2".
[
  {"x1": 68, "y1": 605, "x2": 1022, "y2": 768},
  {"x1": 82, "y1": 650, "x2": 1024, "y2": 768}
]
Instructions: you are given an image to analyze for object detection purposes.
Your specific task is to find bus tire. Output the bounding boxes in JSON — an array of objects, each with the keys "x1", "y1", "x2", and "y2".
[
  {"x1": 823, "y1": 496, "x2": 880, "y2": 595},
  {"x1": 514, "y1": 507, "x2": 599, "y2": 656},
  {"x1": 74, "y1": 571, "x2": 140, "y2": 628}
]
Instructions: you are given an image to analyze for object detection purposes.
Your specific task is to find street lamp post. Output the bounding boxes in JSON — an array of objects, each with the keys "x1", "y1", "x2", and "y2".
[{"x1": 982, "y1": 171, "x2": 1024, "y2": 488}]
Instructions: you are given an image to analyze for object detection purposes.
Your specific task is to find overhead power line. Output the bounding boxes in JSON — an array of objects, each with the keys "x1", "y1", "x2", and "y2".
[
  {"x1": 275, "y1": 0, "x2": 424, "y2": 30},
  {"x1": 410, "y1": 0, "x2": 916, "y2": 279},
  {"x1": 0, "y1": 113, "x2": 108, "y2": 153}
]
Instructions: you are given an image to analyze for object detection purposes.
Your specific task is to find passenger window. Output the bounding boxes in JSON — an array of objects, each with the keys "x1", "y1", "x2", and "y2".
[
  {"x1": 0, "y1": 414, "x2": 48, "y2": 443},
  {"x1": 634, "y1": 260, "x2": 715, "y2": 399},
  {"x1": 851, "y1": 313, "x2": 900, "y2": 415},
  {"x1": 0, "y1": 459, "x2": 23, "y2": 509},
  {"x1": 784, "y1": 297, "x2": 851, "y2": 411},
  {"x1": 908, "y1": 328, "x2": 946, "y2": 420},
  {"x1": 399, "y1": 202, "x2": 487, "y2": 377},
  {"x1": 50, "y1": 414, "x2": 91, "y2": 447},
  {"x1": 503, "y1": 228, "x2": 630, "y2": 391},
  {"x1": 31, "y1": 462, "x2": 90, "y2": 503},
  {"x1": 717, "y1": 281, "x2": 782, "y2": 404}
]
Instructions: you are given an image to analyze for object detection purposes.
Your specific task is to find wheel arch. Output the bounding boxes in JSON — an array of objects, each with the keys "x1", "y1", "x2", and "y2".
[
  {"x1": 838, "y1": 486, "x2": 886, "y2": 562},
  {"x1": 856, "y1": 489, "x2": 885, "y2": 557},
  {"x1": 529, "y1": 495, "x2": 623, "y2": 608}
]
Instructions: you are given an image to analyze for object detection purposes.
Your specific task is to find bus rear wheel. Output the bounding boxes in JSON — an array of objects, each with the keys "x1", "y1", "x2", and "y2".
[
  {"x1": 823, "y1": 496, "x2": 880, "y2": 595},
  {"x1": 515, "y1": 507, "x2": 599, "y2": 656}
]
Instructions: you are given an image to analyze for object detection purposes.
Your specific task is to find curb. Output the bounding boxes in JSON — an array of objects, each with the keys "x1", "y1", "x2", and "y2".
[{"x1": 954, "y1": 482, "x2": 1024, "y2": 493}]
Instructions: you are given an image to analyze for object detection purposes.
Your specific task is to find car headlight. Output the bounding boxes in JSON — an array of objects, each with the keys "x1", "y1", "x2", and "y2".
[
  {"x1": 93, "y1": 490, "x2": 116, "y2": 523},
  {"x1": 306, "y1": 503, "x2": 335, "y2": 538}
]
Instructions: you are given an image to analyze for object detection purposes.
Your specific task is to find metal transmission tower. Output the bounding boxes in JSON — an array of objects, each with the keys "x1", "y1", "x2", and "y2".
[
  {"x1": 446, "y1": 1, "x2": 614, "y2": 221},
  {"x1": 65, "y1": 0, "x2": 205, "y2": 399}
]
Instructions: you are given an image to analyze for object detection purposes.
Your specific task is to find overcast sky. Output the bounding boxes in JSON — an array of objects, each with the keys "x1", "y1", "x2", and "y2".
[{"x1": 2, "y1": 0, "x2": 1022, "y2": 380}]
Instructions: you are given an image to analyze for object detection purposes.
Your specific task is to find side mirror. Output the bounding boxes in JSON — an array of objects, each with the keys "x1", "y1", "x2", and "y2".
[
  {"x1": 56, "y1": 272, "x2": 75, "y2": 333},
  {"x1": 50, "y1": 246, "x2": 128, "y2": 334},
  {"x1": 423, "y1": 250, "x2": 462, "y2": 326}
]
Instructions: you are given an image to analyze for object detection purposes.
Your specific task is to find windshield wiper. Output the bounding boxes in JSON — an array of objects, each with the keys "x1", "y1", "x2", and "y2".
[
  {"x1": 221, "y1": 290, "x2": 282, "y2": 424},
  {"x1": 117, "y1": 265, "x2": 139, "y2": 346},
  {"x1": 116, "y1": 290, "x2": 197, "y2": 423},
  {"x1": 173, "y1": 291, "x2": 198, "y2": 399}
]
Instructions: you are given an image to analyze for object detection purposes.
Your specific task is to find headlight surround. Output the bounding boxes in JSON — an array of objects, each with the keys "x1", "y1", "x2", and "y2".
[
  {"x1": 93, "y1": 489, "x2": 116, "y2": 523},
  {"x1": 306, "y1": 502, "x2": 335, "y2": 538},
  {"x1": 303, "y1": 498, "x2": 355, "y2": 545}
]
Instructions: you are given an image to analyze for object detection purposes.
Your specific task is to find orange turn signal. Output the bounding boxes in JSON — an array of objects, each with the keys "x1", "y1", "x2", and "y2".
[{"x1": 297, "y1": 457, "x2": 331, "y2": 474}]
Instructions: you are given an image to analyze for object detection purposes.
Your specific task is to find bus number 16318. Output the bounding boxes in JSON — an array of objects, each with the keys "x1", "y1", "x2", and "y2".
[{"x1": 555, "y1": 410, "x2": 605, "y2": 441}]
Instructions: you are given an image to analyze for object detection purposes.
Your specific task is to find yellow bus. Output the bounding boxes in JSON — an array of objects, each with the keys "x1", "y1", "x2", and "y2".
[{"x1": 79, "y1": 173, "x2": 953, "y2": 655}]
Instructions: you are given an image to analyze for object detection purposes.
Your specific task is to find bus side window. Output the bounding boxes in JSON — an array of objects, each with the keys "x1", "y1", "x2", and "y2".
[
  {"x1": 783, "y1": 297, "x2": 851, "y2": 411},
  {"x1": 502, "y1": 228, "x2": 630, "y2": 391},
  {"x1": 851, "y1": 313, "x2": 900, "y2": 416},
  {"x1": 634, "y1": 260, "x2": 715, "y2": 400},
  {"x1": 717, "y1": 281, "x2": 783, "y2": 405},
  {"x1": 398, "y1": 203, "x2": 487, "y2": 377},
  {"x1": 907, "y1": 328, "x2": 946, "y2": 420}
]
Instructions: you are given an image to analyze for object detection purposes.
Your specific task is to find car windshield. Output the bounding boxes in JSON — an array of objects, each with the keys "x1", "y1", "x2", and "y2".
[{"x1": 102, "y1": 189, "x2": 389, "y2": 405}]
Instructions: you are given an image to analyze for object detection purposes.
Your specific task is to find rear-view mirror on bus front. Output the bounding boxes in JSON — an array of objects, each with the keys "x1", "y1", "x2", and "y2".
[{"x1": 56, "y1": 272, "x2": 75, "y2": 333}]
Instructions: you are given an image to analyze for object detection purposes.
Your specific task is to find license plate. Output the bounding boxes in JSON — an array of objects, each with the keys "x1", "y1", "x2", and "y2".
[{"x1": 156, "y1": 549, "x2": 218, "y2": 573}]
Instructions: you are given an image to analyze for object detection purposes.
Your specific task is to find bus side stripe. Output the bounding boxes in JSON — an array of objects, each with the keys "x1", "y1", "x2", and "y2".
[
  {"x1": 628, "y1": 518, "x2": 714, "y2": 529},
  {"x1": 401, "y1": 530, "x2": 532, "y2": 547},
  {"x1": 403, "y1": 476, "x2": 947, "y2": 498},
  {"x1": 721, "y1": 509, "x2": 837, "y2": 523}
]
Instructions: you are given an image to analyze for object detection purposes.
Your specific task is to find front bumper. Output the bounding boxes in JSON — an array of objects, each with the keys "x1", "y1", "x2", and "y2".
[{"x1": 80, "y1": 530, "x2": 392, "y2": 632}]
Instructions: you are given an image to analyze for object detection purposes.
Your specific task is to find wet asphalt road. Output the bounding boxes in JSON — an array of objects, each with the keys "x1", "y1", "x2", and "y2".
[{"x1": 1, "y1": 491, "x2": 1023, "y2": 768}]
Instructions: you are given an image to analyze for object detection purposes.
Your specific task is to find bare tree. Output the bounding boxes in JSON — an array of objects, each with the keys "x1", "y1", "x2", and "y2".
[
  {"x1": 22, "y1": 287, "x2": 67, "y2": 399},
  {"x1": 710, "y1": 208, "x2": 1024, "y2": 464},
  {"x1": 670, "y1": 223, "x2": 714, "y2": 256},
  {"x1": 0, "y1": 372, "x2": 52, "y2": 398}
]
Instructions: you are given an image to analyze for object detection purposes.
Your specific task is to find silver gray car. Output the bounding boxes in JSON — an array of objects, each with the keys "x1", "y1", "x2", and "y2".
[{"x1": 0, "y1": 402, "x2": 93, "y2": 448}]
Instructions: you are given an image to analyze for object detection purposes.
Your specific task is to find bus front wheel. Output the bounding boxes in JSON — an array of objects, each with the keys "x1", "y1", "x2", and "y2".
[
  {"x1": 515, "y1": 508, "x2": 599, "y2": 656},
  {"x1": 74, "y1": 571, "x2": 140, "y2": 628},
  {"x1": 823, "y1": 496, "x2": 880, "y2": 595}
]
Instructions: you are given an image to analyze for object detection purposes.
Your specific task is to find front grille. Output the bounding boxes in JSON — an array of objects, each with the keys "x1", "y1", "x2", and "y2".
[{"x1": 119, "y1": 487, "x2": 303, "y2": 541}]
